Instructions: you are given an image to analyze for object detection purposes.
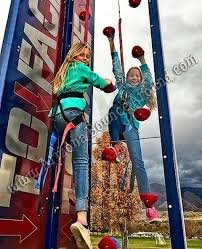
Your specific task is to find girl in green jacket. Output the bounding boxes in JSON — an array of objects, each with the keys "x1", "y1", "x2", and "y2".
[{"x1": 52, "y1": 42, "x2": 112, "y2": 249}]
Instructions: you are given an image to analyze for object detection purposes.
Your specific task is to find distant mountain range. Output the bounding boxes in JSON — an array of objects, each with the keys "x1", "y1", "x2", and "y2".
[{"x1": 150, "y1": 183, "x2": 202, "y2": 211}]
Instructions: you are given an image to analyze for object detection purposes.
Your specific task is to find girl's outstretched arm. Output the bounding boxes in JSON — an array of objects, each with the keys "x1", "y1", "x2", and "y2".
[
  {"x1": 140, "y1": 64, "x2": 154, "y2": 89},
  {"x1": 78, "y1": 62, "x2": 111, "y2": 89},
  {"x1": 108, "y1": 37, "x2": 125, "y2": 88},
  {"x1": 108, "y1": 37, "x2": 116, "y2": 53},
  {"x1": 136, "y1": 55, "x2": 154, "y2": 88},
  {"x1": 138, "y1": 55, "x2": 146, "y2": 65}
]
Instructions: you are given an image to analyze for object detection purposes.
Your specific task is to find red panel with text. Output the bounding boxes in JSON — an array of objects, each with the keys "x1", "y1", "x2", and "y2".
[{"x1": 0, "y1": 0, "x2": 65, "y2": 248}]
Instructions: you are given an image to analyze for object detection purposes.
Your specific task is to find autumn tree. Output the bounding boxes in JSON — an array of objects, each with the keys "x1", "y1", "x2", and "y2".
[{"x1": 90, "y1": 131, "x2": 142, "y2": 234}]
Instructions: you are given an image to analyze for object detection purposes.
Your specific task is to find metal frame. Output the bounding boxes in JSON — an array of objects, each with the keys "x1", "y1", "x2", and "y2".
[
  {"x1": 86, "y1": 0, "x2": 96, "y2": 228},
  {"x1": 148, "y1": 0, "x2": 187, "y2": 248},
  {"x1": 45, "y1": 0, "x2": 74, "y2": 248}
]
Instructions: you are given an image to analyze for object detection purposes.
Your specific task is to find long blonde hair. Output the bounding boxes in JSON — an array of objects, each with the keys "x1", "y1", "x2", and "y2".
[
  {"x1": 126, "y1": 67, "x2": 157, "y2": 111},
  {"x1": 52, "y1": 42, "x2": 90, "y2": 94}
]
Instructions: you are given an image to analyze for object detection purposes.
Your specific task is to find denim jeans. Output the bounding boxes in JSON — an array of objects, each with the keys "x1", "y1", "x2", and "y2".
[
  {"x1": 123, "y1": 126, "x2": 151, "y2": 193},
  {"x1": 108, "y1": 106, "x2": 126, "y2": 144},
  {"x1": 109, "y1": 106, "x2": 150, "y2": 193},
  {"x1": 54, "y1": 108, "x2": 89, "y2": 211}
]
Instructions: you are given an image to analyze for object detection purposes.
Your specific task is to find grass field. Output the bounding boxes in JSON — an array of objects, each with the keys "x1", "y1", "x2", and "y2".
[{"x1": 91, "y1": 236, "x2": 202, "y2": 249}]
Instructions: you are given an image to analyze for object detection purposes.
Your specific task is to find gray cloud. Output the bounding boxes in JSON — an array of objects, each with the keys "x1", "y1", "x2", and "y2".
[
  {"x1": 93, "y1": 0, "x2": 202, "y2": 188},
  {"x1": 0, "y1": 1, "x2": 201, "y2": 189}
]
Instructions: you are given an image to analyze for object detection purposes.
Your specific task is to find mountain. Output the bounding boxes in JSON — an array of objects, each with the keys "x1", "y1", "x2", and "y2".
[
  {"x1": 150, "y1": 183, "x2": 167, "y2": 211},
  {"x1": 182, "y1": 191, "x2": 202, "y2": 211},
  {"x1": 181, "y1": 187, "x2": 202, "y2": 199},
  {"x1": 150, "y1": 183, "x2": 202, "y2": 211}
]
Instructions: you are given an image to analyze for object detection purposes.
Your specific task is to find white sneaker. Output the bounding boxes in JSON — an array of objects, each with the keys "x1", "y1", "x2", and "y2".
[{"x1": 70, "y1": 222, "x2": 93, "y2": 249}]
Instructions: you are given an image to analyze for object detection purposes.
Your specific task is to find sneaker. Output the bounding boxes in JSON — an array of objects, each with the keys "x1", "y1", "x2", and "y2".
[
  {"x1": 146, "y1": 207, "x2": 161, "y2": 223},
  {"x1": 70, "y1": 222, "x2": 93, "y2": 249}
]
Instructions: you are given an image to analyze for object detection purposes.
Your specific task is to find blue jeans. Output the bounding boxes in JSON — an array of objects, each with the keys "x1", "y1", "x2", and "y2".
[
  {"x1": 123, "y1": 127, "x2": 150, "y2": 193},
  {"x1": 108, "y1": 107, "x2": 150, "y2": 193},
  {"x1": 108, "y1": 106, "x2": 126, "y2": 143},
  {"x1": 54, "y1": 108, "x2": 89, "y2": 212}
]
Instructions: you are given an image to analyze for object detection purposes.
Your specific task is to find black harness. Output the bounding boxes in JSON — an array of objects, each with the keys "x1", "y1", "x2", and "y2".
[
  {"x1": 36, "y1": 92, "x2": 86, "y2": 205},
  {"x1": 52, "y1": 92, "x2": 84, "y2": 126},
  {"x1": 120, "y1": 90, "x2": 130, "y2": 111}
]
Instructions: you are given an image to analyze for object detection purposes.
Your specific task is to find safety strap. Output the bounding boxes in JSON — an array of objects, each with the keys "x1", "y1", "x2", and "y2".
[
  {"x1": 57, "y1": 92, "x2": 84, "y2": 100},
  {"x1": 118, "y1": 0, "x2": 125, "y2": 75},
  {"x1": 36, "y1": 130, "x2": 59, "y2": 215},
  {"x1": 36, "y1": 114, "x2": 84, "y2": 196},
  {"x1": 52, "y1": 92, "x2": 84, "y2": 119},
  {"x1": 120, "y1": 91, "x2": 129, "y2": 111},
  {"x1": 52, "y1": 113, "x2": 84, "y2": 192},
  {"x1": 58, "y1": 92, "x2": 84, "y2": 122},
  {"x1": 35, "y1": 130, "x2": 58, "y2": 190}
]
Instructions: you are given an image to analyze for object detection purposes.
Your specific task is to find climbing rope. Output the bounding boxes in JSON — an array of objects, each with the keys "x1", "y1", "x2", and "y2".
[
  {"x1": 84, "y1": 0, "x2": 90, "y2": 43},
  {"x1": 118, "y1": 0, "x2": 125, "y2": 75}
]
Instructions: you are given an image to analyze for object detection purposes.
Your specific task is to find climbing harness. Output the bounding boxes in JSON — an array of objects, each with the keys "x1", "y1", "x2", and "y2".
[{"x1": 36, "y1": 92, "x2": 85, "y2": 193}]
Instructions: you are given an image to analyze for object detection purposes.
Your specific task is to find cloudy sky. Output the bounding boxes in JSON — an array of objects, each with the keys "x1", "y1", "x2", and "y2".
[
  {"x1": 92, "y1": 0, "x2": 202, "y2": 189},
  {"x1": 0, "y1": 0, "x2": 202, "y2": 188}
]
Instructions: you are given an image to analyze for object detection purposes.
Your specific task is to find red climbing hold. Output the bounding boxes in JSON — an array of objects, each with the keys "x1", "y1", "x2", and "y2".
[
  {"x1": 98, "y1": 236, "x2": 117, "y2": 249},
  {"x1": 129, "y1": 0, "x2": 142, "y2": 8},
  {"x1": 132, "y1": 45, "x2": 145, "y2": 58},
  {"x1": 79, "y1": 10, "x2": 90, "y2": 21},
  {"x1": 102, "y1": 147, "x2": 117, "y2": 162},
  {"x1": 134, "y1": 107, "x2": 151, "y2": 121},
  {"x1": 102, "y1": 83, "x2": 116, "y2": 93},
  {"x1": 103, "y1": 26, "x2": 115, "y2": 38},
  {"x1": 140, "y1": 193, "x2": 158, "y2": 208}
]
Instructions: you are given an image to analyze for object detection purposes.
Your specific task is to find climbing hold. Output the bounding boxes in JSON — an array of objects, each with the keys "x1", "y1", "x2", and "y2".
[
  {"x1": 111, "y1": 237, "x2": 121, "y2": 248},
  {"x1": 140, "y1": 193, "x2": 158, "y2": 208},
  {"x1": 102, "y1": 83, "x2": 116, "y2": 93},
  {"x1": 102, "y1": 147, "x2": 117, "y2": 162},
  {"x1": 103, "y1": 26, "x2": 115, "y2": 38},
  {"x1": 129, "y1": 0, "x2": 142, "y2": 8},
  {"x1": 134, "y1": 107, "x2": 151, "y2": 121},
  {"x1": 132, "y1": 45, "x2": 145, "y2": 58},
  {"x1": 79, "y1": 10, "x2": 90, "y2": 21},
  {"x1": 98, "y1": 236, "x2": 117, "y2": 249}
]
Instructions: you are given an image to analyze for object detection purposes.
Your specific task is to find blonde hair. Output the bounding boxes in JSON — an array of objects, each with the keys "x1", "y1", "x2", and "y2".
[
  {"x1": 126, "y1": 67, "x2": 157, "y2": 111},
  {"x1": 146, "y1": 90, "x2": 157, "y2": 111},
  {"x1": 52, "y1": 42, "x2": 90, "y2": 94}
]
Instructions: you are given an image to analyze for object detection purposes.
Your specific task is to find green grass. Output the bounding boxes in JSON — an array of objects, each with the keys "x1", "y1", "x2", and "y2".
[{"x1": 91, "y1": 235, "x2": 202, "y2": 249}]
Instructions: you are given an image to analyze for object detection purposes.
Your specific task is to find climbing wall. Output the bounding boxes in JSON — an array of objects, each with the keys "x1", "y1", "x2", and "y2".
[{"x1": 56, "y1": 1, "x2": 95, "y2": 248}]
